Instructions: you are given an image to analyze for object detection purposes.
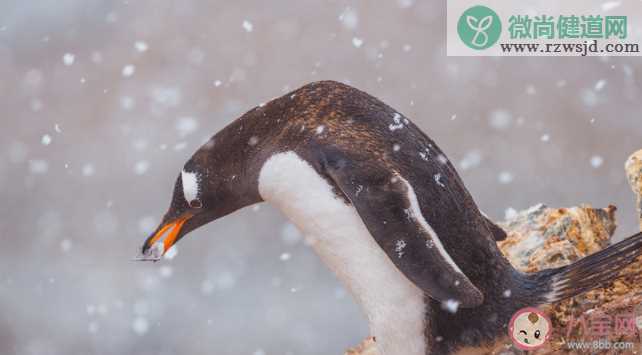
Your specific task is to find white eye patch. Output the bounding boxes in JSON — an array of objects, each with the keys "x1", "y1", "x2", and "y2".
[{"x1": 181, "y1": 169, "x2": 200, "y2": 203}]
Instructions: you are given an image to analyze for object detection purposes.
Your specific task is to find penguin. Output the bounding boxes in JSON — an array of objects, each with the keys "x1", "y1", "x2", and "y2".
[{"x1": 139, "y1": 80, "x2": 642, "y2": 355}]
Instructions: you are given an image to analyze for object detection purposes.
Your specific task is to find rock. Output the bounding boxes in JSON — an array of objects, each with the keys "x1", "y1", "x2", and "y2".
[
  {"x1": 498, "y1": 204, "x2": 616, "y2": 272},
  {"x1": 626, "y1": 149, "x2": 642, "y2": 231}
]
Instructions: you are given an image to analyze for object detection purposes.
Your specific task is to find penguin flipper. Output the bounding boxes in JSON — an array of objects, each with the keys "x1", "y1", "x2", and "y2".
[{"x1": 320, "y1": 151, "x2": 483, "y2": 308}]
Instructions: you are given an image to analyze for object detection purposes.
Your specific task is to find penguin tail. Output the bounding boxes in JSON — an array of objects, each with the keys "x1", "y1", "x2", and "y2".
[{"x1": 531, "y1": 231, "x2": 642, "y2": 303}]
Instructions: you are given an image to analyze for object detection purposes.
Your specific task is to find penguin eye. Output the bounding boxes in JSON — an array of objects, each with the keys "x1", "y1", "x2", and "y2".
[
  {"x1": 189, "y1": 199, "x2": 203, "y2": 209},
  {"x1": 534, "y1": 330, "x2": 541, "y2": 339}
]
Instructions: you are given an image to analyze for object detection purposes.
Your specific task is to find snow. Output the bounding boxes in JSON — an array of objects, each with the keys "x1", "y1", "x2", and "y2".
[
  {"x1": 134, "y1": 160, "x2": 150, "y2": 175},
  {"x1": 62, "y1": 53, "x2": 75, "y2": 66},
  {"x1": 602, "y1": 1, "x2": 621, "y2": 11},
  {"x1": 503, "y1": 289, "x2": 512, "y2": 298},
  {"x1": 120, "y1": 96, "x2": 135, "y2": 110},
  {"x1": 159, "y1": 265, "x2": 173, "y2": 278},
  {"x1": 82, "y1": 164, "x2": 95, "y2": 177},
  {"x1": 402, "y1": 44, "x2": 412, "y2": 52},
  {"x1": 88, "y1": 321, "x2": 99, "y2": 334},
  {"x1": 164, "y1": 246, "x2": 178, "y2": 259},
  {"x1": 122, "y1": 65, "x2": 136, "y2": 77},
  {"x1": 441, "y1": 299, "x2": 460, "y2": 313},
  {"x1": 138, "y1": 216, "x2": 156, "y2": 235},
  {"x1": 132, "y1": 317, "x2": 149, "y2": 335},
  {"x1": 498, "y1": 171, "x2": 514, "y2": 184},
  {"x1": 29, "y1": 159, "x2": 48, "y2": 174},
  {"x1": 279, "y1": 252, "x2": 291, "y2": 261},
  {"x1": 339, "y1": 7, "x2": 358, "y2": 30},
  {"x1": 248, "y1": 136, "x2": 259, "y2": 146},
  {"x1": 242, "y1": 20, "x2": 254, "y2": 32},
  {"x1": 389, "y1": 113, "x2": 405, "y2": 131},
  {"x1": 213, "y1": 80, "x2": 222, "y2": 87},
  {"x1": 315, "y1": 125, "x2": 325, "y2": 134},
  {"x1": 590, "y1": 155, "x2": 604, "y2": 168},
  {"x1": 351, "y1": 37, "x2": 363, "y2": 48},
  {"x1": 459, "y1": 149, "x2": 482, "y2": 171},
  {"x1": 397, "y1": 0, "x2": 416, "y2": 8},
  {"x1": 434, "y1": 173, "x2": 446, "y2": 188},
  {"x1": 175, "y1": 116, "x2": 199, "y2": 137},
  {"x1": 395, "y1": 239, "x2": 406, "y2": 258},
  {"x1": 489, "y1": 109, "x2": 512, "y2": 130},
  {"x1": 393, "y1": 143, "x2": 401, "y2": 152},
  {"x1": 201, "y1": 280, "x2": 215, "y2": 295},
  {"x1": 540, "y1": 134, "x2": 550, "y2": 142},
  {"x1": 41, "y1": 134, "x2": 52, "y2": 145},
  {"x1": 580, "y1": 89, "x2": 598, "y2": 107},
  {"x1": 504, "y1": 207, "x2": 518, "y2": 220},
  {"x1": 594, "y1": 79, "x2": 607, "y2": 91},
  {"x1": 134, "y1": 40, "x2": 148, "y2": 52},
  {"x1": 60, "y1": 239, "x2": 72, "y2": 252},
  {"x1": 151, "y1": 86, "x2": 181, "y2": 108}
]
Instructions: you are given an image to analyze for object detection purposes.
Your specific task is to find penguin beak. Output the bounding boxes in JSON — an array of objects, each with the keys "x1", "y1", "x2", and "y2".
[{"x1": 137, "y1": 213, "x2": 192, "y2": 261}]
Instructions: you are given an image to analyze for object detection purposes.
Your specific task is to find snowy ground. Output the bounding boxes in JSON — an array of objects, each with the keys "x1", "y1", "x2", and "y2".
[{"x1": 1, "y1": 1, "x2": 641, "y2": 354}]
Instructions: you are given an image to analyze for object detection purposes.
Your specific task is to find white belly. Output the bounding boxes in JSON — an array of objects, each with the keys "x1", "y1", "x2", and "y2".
[{"x1": 258, "y1": 151, "x2": 427, "y2": 355}]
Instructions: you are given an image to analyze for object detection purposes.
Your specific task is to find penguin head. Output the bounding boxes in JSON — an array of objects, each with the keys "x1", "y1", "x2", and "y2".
[{"x1": 138, "y1": 147, "x2": 259, "y2": 260}]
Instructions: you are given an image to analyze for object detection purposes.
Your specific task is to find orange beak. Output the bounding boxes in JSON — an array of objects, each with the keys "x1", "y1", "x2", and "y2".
[{"x1": 139, "y1": 214, "x2": 191, "y2": 260}]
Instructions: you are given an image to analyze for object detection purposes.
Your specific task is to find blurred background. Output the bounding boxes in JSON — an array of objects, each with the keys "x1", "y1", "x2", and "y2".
[{"x1": 1, "y1": 1, "x2": 641, "y2": 354}]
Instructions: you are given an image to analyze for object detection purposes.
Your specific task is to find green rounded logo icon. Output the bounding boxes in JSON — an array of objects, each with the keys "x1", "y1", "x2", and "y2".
[{"x1": 457, "y1": 5, "x2": 501, "y2": 50}]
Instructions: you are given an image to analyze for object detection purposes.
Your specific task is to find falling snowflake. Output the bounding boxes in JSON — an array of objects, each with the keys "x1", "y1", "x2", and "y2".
[
  {"x1": 133, "y1": 161, "x2": 150, "y2": 175},
  {"x1": 41, "y1": 134, "x2": 52, "y2": 146},
  {"x1": 62, "y1": 53, "x2": 75, "y2": 66},
  {"x1": 590, "y1": 155, "x2": 604, "y2": 168},
  {"x1": 60, "y1": 239, "x2": 72, "y2": 252},
  {"x1": 352, "y1": 37, "x2": 363, "y2": 48},
  {"x1": 132, "y1": 317, "x2": 149, "y2": 335},
  {"x1": 594, "y1": 79, "x2": 607, "y2": 91},
  {"x1": 498, "y1": 171, "x2": 514, "y2": 184},
  {"x1": 175, "y1": 116, "x2": 199, "y2": 137},
  {"x1": 242, "y1": 20, "x2": 254, "y2": 32},
  {"x1": 489, "y1": 109, "x2": 512, "y2": 130},
  {"x1": 441, "y1": 299, "x2": 460, "y2": 313},
  {"x1": 134, "y1": 41, "x2": 149, "y2": 52},
  {"x1": 389, "y1": 113, "x2": 405, "y2": 131},
  {"x1": 338, "y1": 7, "x2": 358, "y2": 30},
  {"x1": 279, "y1": 253, "x2": 291, "y2": 261},
  {"x1": 434, "y1": 173, "x2": 446, "y2": 188},
  {"x1": 395, "y1": 239, "x2": 407, "y2": 258},
  {"x1": 82, "y1": 164, "x2": 95, "y2": 177},
  {"x1": 122, "y1": 65, "x2": 136, "y2": 77}
]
